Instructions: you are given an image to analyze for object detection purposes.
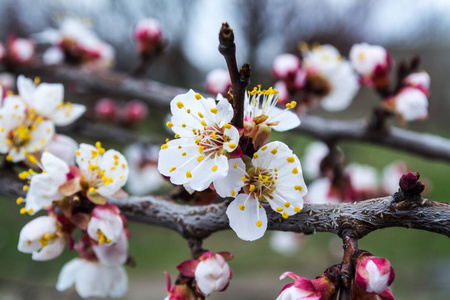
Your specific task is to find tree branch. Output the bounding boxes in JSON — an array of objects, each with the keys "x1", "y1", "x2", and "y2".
[
  {"x1": 1, "y1": 169, "x2": 448, "y2": 240},
  {"x1": 9, "y1": 62, "x2": 450, "y2": 163}
]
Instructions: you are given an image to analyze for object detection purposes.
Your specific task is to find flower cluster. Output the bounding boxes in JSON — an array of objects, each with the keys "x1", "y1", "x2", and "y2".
[
  {"x1": 0, "y1": 75, "x2": 85, "y2": 163},
  {"x1": 17, "y1": 142, "x2": 130, "y2": 298},
  {"x1": 35, "y1": 18, "x2": 115, "y2": 70},
  {"x1": 272, "y1": 44, "x2": 359, "y2": 111},
  {"x1": 158, "y1": 88, "x2": 307, "y2": 241}
]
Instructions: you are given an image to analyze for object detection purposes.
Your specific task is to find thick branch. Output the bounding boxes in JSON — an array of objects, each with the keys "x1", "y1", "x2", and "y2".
[
  {"x1": 1, "y1": 169, "x2": 448, "y2": 240},
  {"x1": 9, "y1": 62, "x2": 450, "y2": 162}
]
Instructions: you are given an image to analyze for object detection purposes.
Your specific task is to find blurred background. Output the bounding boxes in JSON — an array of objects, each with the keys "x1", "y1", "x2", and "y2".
[{"x1": 0, "y1": 0, "x2": 449, "y2": 299}]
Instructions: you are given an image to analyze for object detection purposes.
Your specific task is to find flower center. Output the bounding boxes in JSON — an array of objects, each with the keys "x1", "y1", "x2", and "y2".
[
  {"x1": 194, "y1": 124, "x2": 228, "y2": 157},
  {"x1": 244, "y1": 167, "x2": 278, "y2": 202},
  {"x1": 11, "y1": 124, "x2": 32, "y2": 147}
]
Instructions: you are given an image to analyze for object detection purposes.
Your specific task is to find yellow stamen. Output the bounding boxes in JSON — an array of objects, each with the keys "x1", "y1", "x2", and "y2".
[
  {"x1": 210, "y1": 108, "x2": 218, "y2": 114},
  {"x1": 212, "y1": 165, "x2": 218, "y2": 172},
  {"x1": 294, "y1": 185, "x2": 302, "y2": 191},
  {"x1": 282, "y1": 212, "x2": 289, "y2": 219},
  {"x1": 176, "y1": 101, "x2": 184, "y2": 109},
  {"x1": 292, "y1": 168, "x2": 298, "y2": 174},
  {"x1": 287, "y1": 156, "x2": 295, "y2": 163},
  {"x1": 169, "y1": 167, "x2": 176, "y2": 172},
  {"x1": 161, "y1": 144, "x2": 168, "y2": 149},
  {"x1": 195, "y1": 93, "x2": 202, "y2": 100},
  {"x1": 186, "y1": 171, "x2": 192, "y2": 178},
  {"x1": 239, "y1": 204, "x2": 245, "y2": 211},
  {"x1": 166, "y1": 122, "x2": 174, "y2": 128},
  {"x1": 256, "y1": 220, "x2": 262, "y2": 227},
  {"x1": 294, "y1": 206, "x2": 301, "y2": 213},
  {"x1": 197, "y1": 156, "x2": 205, "y2": 162}
]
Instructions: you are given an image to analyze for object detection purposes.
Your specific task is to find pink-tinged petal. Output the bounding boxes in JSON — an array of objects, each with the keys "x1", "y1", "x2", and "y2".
[
  {"x1": 177, "y1": 259, "x2": 199, "y2": 278},
  {"x1": 164, "y1": 271, "x2": 172, "y2": 293},
  {"x1": 216, "y1": 251, "x2": 234, "y2": 262},
  {"x1": 280, "y1": 271, "x2": 303, "y2": 281},
  {"x1": 195, "y1": 254, "x2": 231, "y2": 296},
  {"x1": 70, "y1": 213, "x2": 91, "y2": 230},
  {"x1": 58, "y1": 177, "x2": 82, "y2": 196},
  {"x1": 226, "y1": 194, "x2": 268, "y2": 241},
  {"x1": 355, "y1": 256, "x2": 395, "y2": 294},
  {"x1": 87, "y1": 190, "x2": 108, "y2": 205},
  {"x1": 206, "y1": 69, "x2": 231, "y2": 96}
]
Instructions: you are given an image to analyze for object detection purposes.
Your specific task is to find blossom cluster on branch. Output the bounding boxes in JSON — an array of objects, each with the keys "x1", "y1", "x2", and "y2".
[{"x1": 0, "y1": 16, "x2": 448, "y2": 300}]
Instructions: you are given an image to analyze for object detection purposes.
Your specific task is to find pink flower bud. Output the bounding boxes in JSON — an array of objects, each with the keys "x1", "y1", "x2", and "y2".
[
  {"x1": 352, "y1": 281, "x2": 395, "y2": 300},
  {"x1": 272, "y1": 54, "x2": 301, "y2": 81},
  {"x1": 394, "y1": 87, "x2": 428, "y2": 122},
  {"x1": 8, "y1": 37, "x2": 35, "y2": 64},
  {"x1": 355, "y1": 256, "x2": 395, "y2": 294},
  {"x1": 95, "y1": 98, "x2": 118, "y2": 122},
  {"x1": 277, "y1": 272, "x2": 335, "y2": 300},
  {"x1": 404, "y1": 72, "x2": 430, "y2": 96},
  {"x1": 206, "y1": 69, "x2": 231, "y2": 96},
  {"x1": 122, "y1": 99, "x2": 148, "y2": 125},
  {"x1": 399, "y1": 172, "x2": 418, "y2": 191},
  {"x1": 177, "y1": 251, "x2": 233, "y2": 296},
  {"x1": 134, "y1": 18, "x2": 164, "y2": 55}
]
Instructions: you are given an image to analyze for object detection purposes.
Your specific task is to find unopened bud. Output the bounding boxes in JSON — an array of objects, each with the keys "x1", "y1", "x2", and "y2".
[
  {"x1": 355, "y1": 256, "x2": 395, "y2": 294},
  {"x1": 399, "y1": 172, "x2": 418, "y2": 191},
  {"x1": 95, "y1": 98, "x2": 118, "y2": 122},
  {"x1": 134, "y1": 18, "x2": 164, "y2": 57},
  {"x1": 123, "y1": 100, "x2": 148, "y2": 125},
  {"x1": 272, "y1": 54, "x2": 301, "y2": 81},
  {"x1": 206, "y1": 69, "x2": 231, "y2": 96}
]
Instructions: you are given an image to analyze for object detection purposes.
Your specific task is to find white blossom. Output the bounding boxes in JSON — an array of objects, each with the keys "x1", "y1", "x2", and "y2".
[
  {"x1": 303, "y1": 45, "x2": 359, "y2": 111},
  {"x1": 394, "y1": 87, "x2": 428, "y2": 122},
  {"x1": 345, "y1": 163, "x2": 379, "y2": 196},
  {"x1": 206, "y1": 69, "x2": 231, "y2": 96},
  {"x1": 17, "y1": 75, "x2": 86, "y2": 126},
  {"x1": 56, "y1": 258, "x2": 128, "y2": 298},
  {"x1": 272, "y1": 54, "x2": 301, "y2": 81},
  {"x1": 87, "y1": 205, "x2": 124, "y2": 246},
  {"x1": 349, "y1": 43, "x2": 389, "y2": 77},
  {"x1": 303, "y1": 141, "x2": 329, "y2": 179},
  {"x1": 195, "y1": 253, "x2": 232, "y2": 296},
  {"x1": 214, "y1": 141, "x2": 307, "y2": 241},
  {"x1": 45, "y1": 134, "x2": 78, "y2": 164},
  {"x1": 18, "y1": 215, "x2": 65, "y2": 261},
  {"x1": 158, "y1": 90, "x2": 240, "y2": 191}
]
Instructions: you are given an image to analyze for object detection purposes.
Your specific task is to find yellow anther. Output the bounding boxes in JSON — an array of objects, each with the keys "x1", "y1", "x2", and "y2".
[
  {"x1": 166, "y1": 122, "x2": 174, "y2": 128},
  {"x1": 201, "y1": 120, "x2": 207, "y2": 127},
  {"x1": 199, "y1": 146, "x2": 204, "y2": 154},
  {"x1": 256, "y1": 220, "x2": 262, "y2": 227},
  {"x1": 195, "y1": 139, "x2": 201, "y2": 144},
  {"x1": 177, "y1": 101, "x2": 184, "y2": 109},
  {"x1": 23, "y1": 185, "x2": 29, "y2": 191},
  {"x1": 27, "y1": 155, "x2": 37, "y2": 164},
  {"x1": 284, "y1": 202, "x2": 291, "y2": 208},
  {"x1": 122, "y1": 163, "x2": 126, "y2": 169},
  {"x1": 89, "y1": 187, "x2": 95, "y2": 193},
  {"x1": 210, "y1": 108, "x2": 218, "y2": 114},
  {"x1": 27, "y1": 208, "x2": 34, "y2": 214},
  {"x1": 16, "y1": 197, "x2": 24, "y2": 205},
  {"x1": 182, "y1": 152, "x2": 186, "y2": 156},
  {"x1": 276, "y1": 207, "x2": 284, "y2": 212},
  {"x1": 224, "y1": 124, "x2": 232, "y2": 129},
  {"x1": 169, "y1": 167, "x2": 176, "y2": 172},
  {"x1": 110, "y1": 166, "x2": 116, "y2": 171},
  {"x1": 239, "y1": 204, "x2": 245, "y2": 211},
  {"x1": 271, "y1": 148, "x2": 278, "y2": 155},
  {"x1": 182, "y1": 124, "x2": 186, "y2": 128},
  {"x1": 229, "y1": 143, "x2": 236, "y2": 149},
  {"x1": 292, "y1": 168, "x2": 298, "y2": 174},
  {"x1": 231, "y1": 190, "x2": 236, "y2": 196},
  {"x1": 282, "y1": 212, "x2": 289, "y2": 219},
  {"x1": 186, "y1": 171, "x2": 192, "y2": 178},
  {"x1": 174, "y1": 134, "x2": 180, "y2": 138},
  {"x1": 211, "y1": 132, "x2": 217, "y2": 139},
  {"x1": 241, "y1": 176, "x2": 246, "y2": 182},
  {"x1": 294, "y1": 185, "x2": 302, "y2": 191},
  {"x1": 19, "y1": 171, "x2": 29, "y2": 180},
  {"x1": 198, "y1": 112, "x2": 204, "y2": 118},
  {"x1": 253, "y1": 153, "x2": 259, "y2": 159},
  {"x1": 195, "y1": 93, "x2": 202, "y2": 100},
  {"x1": 166, "y1": 138, "x2": 170, "y2": 143},
  {"x1": 20, "y1": 207, "x2": 27, "y2": 214},
  {"x1": 197, "y1": 156, "x2": 205, "y2": 162},
  {"x1": 294, "y1": 206, "x2": 301, "y2": 213},
  {"x1": 161, "y1": 144, "x2": 168, "y2": 149},
  {"x1": 261, "y1": 145, "x2": 267, "y2": 151},
  {"x1": 234, "y1": 162, "x2": 238, "y2": 169},
  {"x1": 187, "y1": 109, "x2": 191, "y2": 113},
  {"x1": 212, "y1": 165, "x2": 218, "y2": 172},
  {"x1": 95, "y1": 141, "x2": 102, "y2": 149},
  {"x1": 249, "y1": 185, "x2": 255, "y2": 192},
  {"x1": 34, "y1": 77, "x2": 41, "y2": 85},
  {"x1": 287, "y1": 156, "x2": 295, "y2": 163}
]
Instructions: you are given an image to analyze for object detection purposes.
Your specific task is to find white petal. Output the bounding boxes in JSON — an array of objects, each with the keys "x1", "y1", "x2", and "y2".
[
  {"x1": 189, "y1": 154, "x2": 228, "y2": 191},
  {"x1": 43, "y1": 46, "x2": 65, "y2": 65},
  {"x1": 93, "y1": 233, "x2": 128, "y2": 267},
  {"x1": 17, "y1": 75, "x2": 35, "y2": 104},
  {"x1": 222, "y1": 125, "x2": 240, "y2": 153},
  {"x1": 195, "y1": 256, "x2": 230, "y2": 296},
  {"x1": 45, "y1": 134, "x2": 78, "y2": 164},
  {"x1": 9, "y1": 147, "x2": 26, "y2": 163},
  {"x1": 56, "y1": 258, "x2": 81, "y2": 292},
  {"x1": 50, "y1": 103, "x2": 86, "y2": 126},
  {"x1": 0, "y1": 96, "x2": 27, "y2": 132},
  {"x1": 226, "y1": 194, "x2": 267, "y2": 241},
  {"x1": 32, "y1": 237, "x2": 65, "y2": 261},
  {"x1": 76, "y1": 143, "x2": 97, "y2": 173},
  {"x1": 268, "y1": 107, "x2": 301, "y2": 131},
  {"x1": 96, "y1": 149, "x2": 129, "y2": 197},
  {"x1": 25, "y1": 173, "x2": 62, "y2": 213},
  {"x1": 41, "y1": 151, "x2": 70, "y2": 184},
  {"x1": 32, "y1": 83, "x2": 64, "y2": 116},
  {"x1": 213, "y1": 158, "x2": 246, "y2": 197},
  {"x1": 87, "y1": 216, "x2": 124, "y2": 245},
  {"x1": 215, "y1": 97, "x2": 234, "y2": 125}
]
